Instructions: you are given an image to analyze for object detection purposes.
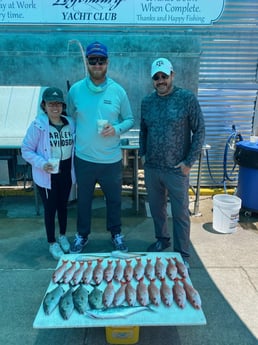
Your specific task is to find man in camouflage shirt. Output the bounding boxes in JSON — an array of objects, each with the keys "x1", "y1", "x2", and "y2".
[{"x1": 139, "y1": 58, "x2": 205, "y2": 267}]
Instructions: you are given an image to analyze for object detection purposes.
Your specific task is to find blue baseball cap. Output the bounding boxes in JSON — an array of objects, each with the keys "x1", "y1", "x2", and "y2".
[{"x1": 86, "y1": 41, "x2": 108, "y2": 58}]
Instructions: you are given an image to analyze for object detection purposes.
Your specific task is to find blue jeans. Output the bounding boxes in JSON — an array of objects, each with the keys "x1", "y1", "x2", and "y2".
[
  {"x1": 75, "y1": 156, "x2": 122, "y2": 237},
  {"x1": 144, "y1": 166, "x2": 190, "y2": 259}
]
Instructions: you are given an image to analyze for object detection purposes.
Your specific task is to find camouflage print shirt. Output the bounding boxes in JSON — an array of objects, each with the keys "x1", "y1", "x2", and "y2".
[{"x1": 139, "y1": 86, "x2": 205, "y2": 170}]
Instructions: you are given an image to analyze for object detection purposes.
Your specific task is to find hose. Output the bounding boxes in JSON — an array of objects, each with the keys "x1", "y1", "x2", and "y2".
[{"x1": 205, "y1": 125, "x2": 243, "y2": 192}]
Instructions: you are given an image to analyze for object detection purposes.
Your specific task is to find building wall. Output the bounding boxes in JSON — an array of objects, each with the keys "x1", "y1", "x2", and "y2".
[{"x1": 0, "y1": 32, "x2": 201, "y2": 126}]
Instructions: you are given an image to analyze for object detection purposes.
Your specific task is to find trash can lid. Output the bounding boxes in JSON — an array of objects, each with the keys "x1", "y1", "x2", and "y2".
[
  {"x1": 235, "y1": 140, "x2": 258, "y2": 168},
  {"x1": 236, "y1": 140, "x2": 258, "y2": 152}
]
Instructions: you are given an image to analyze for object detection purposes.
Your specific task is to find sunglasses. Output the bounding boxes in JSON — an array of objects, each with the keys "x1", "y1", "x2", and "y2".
[
  {"x1": 88, "y1": 57, "x2": 107, "y2": 66},
  {"x1": 152, "y1": 74, "x2": 170, "y2": 81}
]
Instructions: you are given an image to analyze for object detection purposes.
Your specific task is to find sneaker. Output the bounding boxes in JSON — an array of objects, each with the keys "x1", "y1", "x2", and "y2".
[
  {"x1": 147, "y1": 238, "x2": 171, "y2": 252},
  {"x1": 58, "y1": 235, "x2": 70, "y2": 253},
  {"x1": 49, "y1": 242, "x2": 64, "y2": 260},
  {"x1": 69, "y1": 234, "x2": 88, "y2": 254},
  {"x1": 112, "y1": 234, "x2": 128, "y2": 252}
]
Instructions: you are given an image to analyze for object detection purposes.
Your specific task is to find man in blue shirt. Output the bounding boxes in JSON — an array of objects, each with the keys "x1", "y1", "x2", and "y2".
[{"x1": 68, "y1": 42, "x2": 134, "y2": 253}]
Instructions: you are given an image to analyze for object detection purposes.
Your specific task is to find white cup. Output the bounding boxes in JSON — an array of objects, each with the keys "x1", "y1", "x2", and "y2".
[
  {"x1": 48, "y1": 158, "x2": 60, "y2": 174},
  {"x1": 97, "y1": 119, "x2": 108, "y2": 134}
]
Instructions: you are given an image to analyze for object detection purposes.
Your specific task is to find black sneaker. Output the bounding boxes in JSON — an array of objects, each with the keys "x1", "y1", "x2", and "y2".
[
  {"x1": 147, "y1": 239, "x2": 171, "y2": 252},
  {"x1": 112, "y1": 234, "x2": 128, "y2": 252},
  {"x1": 69, "y1": 234, "x2": 88, "y2": 254}
]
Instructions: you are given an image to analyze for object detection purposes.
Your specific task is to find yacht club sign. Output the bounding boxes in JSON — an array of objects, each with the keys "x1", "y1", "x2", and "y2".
[{"x1": 1, "y1": 0, "x2": 225, "y2": 26}]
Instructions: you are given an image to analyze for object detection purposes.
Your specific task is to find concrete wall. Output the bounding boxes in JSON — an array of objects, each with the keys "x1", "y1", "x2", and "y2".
[{"x1": 0, "y1": 31, "x2": 201, "y2": 126}]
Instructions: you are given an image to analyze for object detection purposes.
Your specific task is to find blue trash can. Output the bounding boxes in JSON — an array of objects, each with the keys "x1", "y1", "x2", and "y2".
[{"x1": 234, "y1": 141, "x2": 258, "y2": 212}]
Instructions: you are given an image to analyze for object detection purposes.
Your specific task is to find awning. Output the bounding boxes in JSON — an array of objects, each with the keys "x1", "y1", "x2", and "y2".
[{"x1": 0, "y1": 86, "x2": 43, "y2": 148}]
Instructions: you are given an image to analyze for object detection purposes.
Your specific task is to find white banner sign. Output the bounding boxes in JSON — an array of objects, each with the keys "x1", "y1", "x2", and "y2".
[{"x1": 0, "y1": 0, "x2": 225, "y2": 26}]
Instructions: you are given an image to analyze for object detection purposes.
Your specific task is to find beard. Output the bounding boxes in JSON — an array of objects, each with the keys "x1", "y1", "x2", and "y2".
[
  {"x1": 155, "y1": 80, "x2": 173, "y2": 96},
  {"x1": 88, "y1": 67, "x2": 107, "y2": 83}
]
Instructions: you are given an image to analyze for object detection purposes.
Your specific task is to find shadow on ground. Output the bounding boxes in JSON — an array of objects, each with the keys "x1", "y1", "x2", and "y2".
[{"x1": 0, "y1": 194, "x2": 257, "y2": 345}]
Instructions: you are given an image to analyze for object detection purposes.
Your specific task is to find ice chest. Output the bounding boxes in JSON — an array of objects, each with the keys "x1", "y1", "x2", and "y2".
[{"x1": 105, "y1": 326, "x2": 140, "y2": 344}]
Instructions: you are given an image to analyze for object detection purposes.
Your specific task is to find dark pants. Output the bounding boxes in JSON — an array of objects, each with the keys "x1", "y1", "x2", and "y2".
[
  {"x1": 75, "y1": 156, "x2": 122, "y2": 237},
  {"x1": 37, "y1": 168, "x2": 72, "y2": 243},
  {"x1": 144, "y1": 166, "x2": 190, "y2": 259}
]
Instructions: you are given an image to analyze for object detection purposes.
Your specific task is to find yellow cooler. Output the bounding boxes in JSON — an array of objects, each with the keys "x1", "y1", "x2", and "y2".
[{"x1": 105, "y1": 326, "x2": 140, "y2": 344}]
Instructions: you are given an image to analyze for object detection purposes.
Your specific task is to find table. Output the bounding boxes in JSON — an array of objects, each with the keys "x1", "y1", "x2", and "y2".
[
  {"x1": 33, "y1": 252, "x2": 206, "y2": 329},
  {"x1": 121, "y1": 144, "x2": 211, "y2": 216},
  {"x1": 121, "y1": 145, "x2": 139, "y2": 213},
  {"x1": 191, "y1": 144, "x2": 211, "y2": 216}
]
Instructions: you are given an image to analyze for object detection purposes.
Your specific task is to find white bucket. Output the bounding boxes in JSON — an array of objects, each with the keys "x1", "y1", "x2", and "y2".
[{"x1": 213, "y1": 194, "x2": 242, "y2": 233}]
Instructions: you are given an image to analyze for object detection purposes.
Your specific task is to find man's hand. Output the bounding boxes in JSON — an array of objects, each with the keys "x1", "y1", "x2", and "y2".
[
  {"x1": 102, "y1": 124, "x2": 115, "y2": 137},
  {"x1": 174, "y1": 162, "x2": 191, "y2": 176}
]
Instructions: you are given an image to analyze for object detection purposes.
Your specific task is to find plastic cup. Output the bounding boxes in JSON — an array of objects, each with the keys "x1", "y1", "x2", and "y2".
[
  {"x1": 97, "y1": 119, "x2": 108, "y2": 134},
  {"x1": 48, "y1": 158, "x2": 60, "y2": 174}
]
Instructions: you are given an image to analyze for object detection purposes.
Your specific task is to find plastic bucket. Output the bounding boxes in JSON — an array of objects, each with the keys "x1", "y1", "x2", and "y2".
[{"x1": 213, "y1": 194, "x2": 241, "y2": 233}]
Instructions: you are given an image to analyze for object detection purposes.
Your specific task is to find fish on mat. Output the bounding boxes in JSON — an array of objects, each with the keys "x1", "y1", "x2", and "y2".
[
  {"x1": 111, "y1": 251, "x2": 147, "y2": 259},
  {"x1": 113, "y1": 259, "x2": 123, "y2": 282},
  {"x1": 173, "y1": 278, "x2": 186, "y2": 309},
  {"x1": 93, "y1": 258, "x2": 104, "y2": 285},
  {"x1": 82, "y1": 260, "x2": 94, "y2": 284},
  {"x1": 85, "y1": 305, "x2": 155, "y2": 319},
  {"x1": 102, "y1": 280, "x2": 115, "y2": 308},
  {"x1": 63, "y1": 261, "x2": 77, "y2": 284},
  {"x1": 173, "y1": 257, "x2": 188, "y2": 278},
  {"x1": 144, "y1": 258, "x2": 155, "y2": 281},
  {"x1": 136, "y1": 277, "x2": 149, "y2": 306},
  {"x1": 113, "y1": 281, "x2": 126, "y2": 306},
  {"x1": 133, "y1": 257, "x2": 145, "y2": 281},
  {"x1": 123, "y1": 260, "x2": 134, "y2": 282},
  {"x1": 103, "y1": 260, "x2": 114, "y2": 282},
  {"x1": 166, "y1": 258, "x2": 178, "y2": 280},
  {"x1": 182, "y1": 279, "x2": 202, "y2": 309},
  {"x1": 160, "y1": 278, "x2": 173, "y2": 307},
  {"x1": 52, "y1": 259, "x2": 68, "y2": 283},
  {"x1": 43, "y1": 285, "x2": 64, "y2": 315},
  {"x1": 75, "y1": 254, "x2": 109, "y2": 262},
  {"x1": 155, "y1": 257, "x2": 166, "y2": 280},
  {"x1": 73, "y1": 284, "x2": 89, "y2": 314},
  {"x1": 88, "y1": 285, "x2": 104, "y2": 309},
  {"x1": 72, "y1": 261, "x2": 85, "y2": 285},
  {"x1": 125, "y1": 281, "x2": 137, "y2": 306},
  {"x1": 59, "y1": 287, "x2": 74, "y2": 320},
  {"x1": 148, "y1": 279, "x2": 161, "y2": 306}
]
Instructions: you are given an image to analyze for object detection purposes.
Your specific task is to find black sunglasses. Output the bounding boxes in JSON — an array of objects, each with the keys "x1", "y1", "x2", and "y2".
[
  {"x1": 88, "y1": 57, "x2": 107, "y2": 66},
  {"x1": 152, "y1": 74, "x2": 170, "y2": 81}
]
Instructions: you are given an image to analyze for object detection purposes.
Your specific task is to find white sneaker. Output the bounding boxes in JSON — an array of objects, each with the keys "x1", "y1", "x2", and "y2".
[
  {"x1": 49, "y1": 242, "x2": 64, "y2": 260},
  {"x1": 58, "y1": 235, "x2": 70, "y2": 253}
]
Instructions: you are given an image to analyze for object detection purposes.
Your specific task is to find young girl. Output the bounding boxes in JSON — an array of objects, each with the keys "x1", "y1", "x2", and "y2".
[{"x1": 22, "y1": 87, "x2": 75, "y2": 260}]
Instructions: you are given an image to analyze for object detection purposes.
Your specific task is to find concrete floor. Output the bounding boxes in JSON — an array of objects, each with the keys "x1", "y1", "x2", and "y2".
[{"x1": 0, "y1": 192, "x2": 257, "y2": 345}]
